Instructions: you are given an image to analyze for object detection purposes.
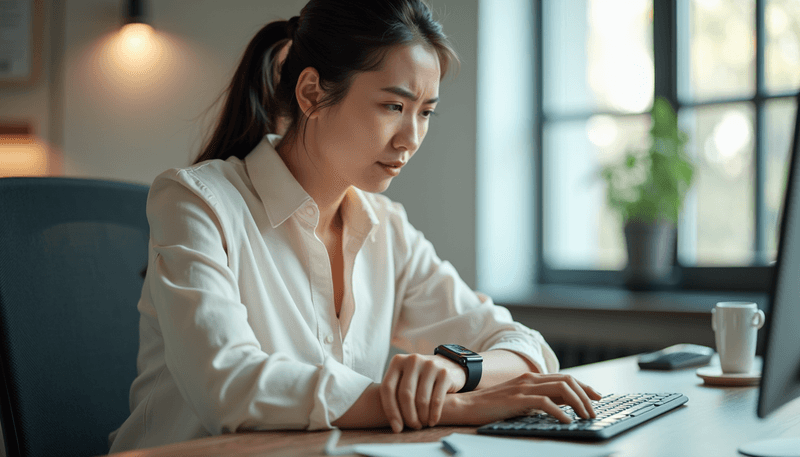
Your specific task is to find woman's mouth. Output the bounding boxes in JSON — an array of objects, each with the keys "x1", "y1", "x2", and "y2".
[{"x1": 378, "y1": 161, "x2": 405, "y2": 176}]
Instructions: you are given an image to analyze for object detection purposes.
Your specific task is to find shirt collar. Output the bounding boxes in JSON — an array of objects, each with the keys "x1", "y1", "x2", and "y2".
[
  {"x1": 244, "y1": 134, "x2": 312, "y2": 228},
  {"x1": 244, "y1": 135, "x2": 380, "y2": 235},
  {"x1": 342, "y1": 186, "x2": 380, "y2": 237}
]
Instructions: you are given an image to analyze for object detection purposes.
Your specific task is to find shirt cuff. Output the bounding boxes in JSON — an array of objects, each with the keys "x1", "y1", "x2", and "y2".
[
  {"x1": 308, "y1": 356, "x2": 375, "y2": 430},
  {"x1": 487, "y1": 337, "x2": 560, "y2": 374}
]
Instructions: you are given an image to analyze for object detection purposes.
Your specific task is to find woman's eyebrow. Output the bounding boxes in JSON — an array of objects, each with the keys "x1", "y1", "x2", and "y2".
[{"x1": 380, "y1": 86, "x2": 439, "y2": 104}]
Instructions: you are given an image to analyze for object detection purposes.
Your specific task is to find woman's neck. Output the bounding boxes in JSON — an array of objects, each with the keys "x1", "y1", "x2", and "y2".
[{"x1": 277, "y1": 135, "x2": 348, "y2": 237}]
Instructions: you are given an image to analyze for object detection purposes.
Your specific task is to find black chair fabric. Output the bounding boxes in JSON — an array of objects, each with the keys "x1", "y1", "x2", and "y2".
[{"x1": 0, "y1": 177, "x2": 149, "y2": 457}]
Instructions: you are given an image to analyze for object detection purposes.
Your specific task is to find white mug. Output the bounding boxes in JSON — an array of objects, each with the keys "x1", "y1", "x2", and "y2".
[{"x1": 711, "y1": 302, "x2": 765, "y2": 374}]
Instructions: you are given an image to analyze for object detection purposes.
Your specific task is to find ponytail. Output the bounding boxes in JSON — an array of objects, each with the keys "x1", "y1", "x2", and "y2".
[{"x1": 193, "y1": 20, "x2": 292, "y2": 164}]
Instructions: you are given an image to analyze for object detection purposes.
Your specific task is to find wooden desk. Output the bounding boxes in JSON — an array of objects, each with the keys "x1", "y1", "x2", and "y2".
[{"x1": 108, "y1": 356, "x2": 800, "y2": 457}]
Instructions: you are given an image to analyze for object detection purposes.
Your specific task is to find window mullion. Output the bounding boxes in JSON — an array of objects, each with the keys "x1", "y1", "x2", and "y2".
[
  {"x1": 654, "y1": 0, "x2": 677, "y2": 106},
  {"x1": 755, "y1": 0, "x2": 767, "y2": 264},
  {"x1": 654, "y1": 0, "x2": 681, "y2": 270},
  {"x1": 534, "y1": 0, "x2": 545, "y2": 284}
]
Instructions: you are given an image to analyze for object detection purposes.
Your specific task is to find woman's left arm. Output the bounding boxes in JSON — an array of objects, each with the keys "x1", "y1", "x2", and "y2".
[
  {"x1": 382, "y1": 203, "x2": 571, "y2": 431},
  {"x1": 388, "y1": 203, "x2": 559, "y2": 377}
]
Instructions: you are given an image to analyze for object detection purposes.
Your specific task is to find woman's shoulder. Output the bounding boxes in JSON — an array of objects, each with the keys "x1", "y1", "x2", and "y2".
[{"x1": 150, "y1": 158, "x2": 252, "y2": 206}]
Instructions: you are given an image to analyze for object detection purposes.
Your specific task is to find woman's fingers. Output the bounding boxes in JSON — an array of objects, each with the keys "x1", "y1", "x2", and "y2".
[
  {"x1": 414, "y1": 360, "x2": 439, "y2": 427},
  {"x1": 380, "y1": 358, "x2": 405, "y2": 433},
  {"x1": 520, "y1": 373, "x2": 602, "y2": 420},
  {"x1": 529, "y1": 396, "x2": 572, "y2": 423},
  {"x1": 560, "y1": 375, "x2": 596, "y2": 418},
  {"x1": 397, "y1": 363, "x2": 423, "y2": 430},
  {"x1": 527, "y1": 381, "x2": 589, "y2": 420},
  {"x1": 580, "y1": 380, "x2": 603, "y2": 400},
  {"x1": 427, "y1": 370, "x2": 450, "y2": 427},
  {"x1": 381, "y1": 354, "x2": 462, "y2": 432}
]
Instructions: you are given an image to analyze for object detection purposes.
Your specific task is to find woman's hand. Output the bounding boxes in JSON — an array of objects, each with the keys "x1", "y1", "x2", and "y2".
[
  {"x1": 380, "y1": 353, "x2": 467, "y2": 433},
  {"x1": 443, "y1": 372, "x2": 603, "y2": 426}
]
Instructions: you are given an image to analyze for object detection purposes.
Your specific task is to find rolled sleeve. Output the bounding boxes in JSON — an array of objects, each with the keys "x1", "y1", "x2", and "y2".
[{"x1": 485, "y1": 335, "x2": 560, "y2": 374}]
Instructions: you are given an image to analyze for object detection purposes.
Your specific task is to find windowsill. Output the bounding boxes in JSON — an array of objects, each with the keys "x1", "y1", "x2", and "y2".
[{"x1": 499, "y1": 284, "x2": 770, "y2": 315}]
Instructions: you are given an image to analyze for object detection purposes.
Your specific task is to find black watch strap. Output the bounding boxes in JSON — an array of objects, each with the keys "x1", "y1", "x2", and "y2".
[{"x1": 434, "y1": 344, "x2": 483, "y2": 393}]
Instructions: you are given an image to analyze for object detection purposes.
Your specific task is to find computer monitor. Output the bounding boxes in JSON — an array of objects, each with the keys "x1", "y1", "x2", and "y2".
[{"x1": 739, "y1": 92, "x2": 800, "y2": 457}]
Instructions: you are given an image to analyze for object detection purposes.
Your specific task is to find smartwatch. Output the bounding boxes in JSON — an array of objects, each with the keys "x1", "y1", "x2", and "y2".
[{"x1": 434, "y1": 344, "x2": 483, "y2": 393}]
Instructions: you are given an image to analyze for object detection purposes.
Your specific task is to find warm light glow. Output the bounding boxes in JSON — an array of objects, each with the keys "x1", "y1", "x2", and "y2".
[
  {"x1": 110, "y1": 23, "x2": 161, "y2": 77},
  {"x1": 123, "y1": 24, "x2": 152, "y2": 53},
  {"x1": 0, "y1": 136, "x2": 51, "y2": 177},
  {"x1": 89, "y1": 24, "x2": 185, "y2": 106}
]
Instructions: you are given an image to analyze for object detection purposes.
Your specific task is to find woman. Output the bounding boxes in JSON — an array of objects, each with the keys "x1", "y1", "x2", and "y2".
[{"x1": 109, "y1": 0, "x2": 601, "y2": 452}]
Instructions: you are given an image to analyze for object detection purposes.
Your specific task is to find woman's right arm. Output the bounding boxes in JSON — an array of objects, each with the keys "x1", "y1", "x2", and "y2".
[{"x1": 145, "y1": 170, "x2": 374, "y2": 433}]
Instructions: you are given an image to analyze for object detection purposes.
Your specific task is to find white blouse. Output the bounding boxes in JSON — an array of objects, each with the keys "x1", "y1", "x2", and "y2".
[{"x1": 108, "y1": 135, "x2": 559, "y2": 452}]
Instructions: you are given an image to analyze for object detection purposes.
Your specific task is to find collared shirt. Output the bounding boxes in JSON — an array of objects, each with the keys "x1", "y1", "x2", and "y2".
[{"x1": 108, "y1": 135, "x2": 559, "y2": 452}]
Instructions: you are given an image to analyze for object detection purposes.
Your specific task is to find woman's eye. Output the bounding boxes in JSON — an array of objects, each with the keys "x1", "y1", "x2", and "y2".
[
  {"x1": 386, "y1": 104, "x2": 402, "y2": 112},
  {"x1": 422, "y1": 110, "x2": 435, "y2": 118}
]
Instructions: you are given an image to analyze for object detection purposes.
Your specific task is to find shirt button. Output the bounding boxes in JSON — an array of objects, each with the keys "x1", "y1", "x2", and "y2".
[
  {"x1": 306, "y1": 206, "x2": 315, "y2": 216},
  {"x1": 325, "y1": 334, "x2": 334, "y2": 344}
]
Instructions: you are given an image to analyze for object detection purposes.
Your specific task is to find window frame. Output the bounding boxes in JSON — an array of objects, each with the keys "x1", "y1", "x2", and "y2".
[{"x1": 534, "y1": 0, "x2": 795, "y2": 292}]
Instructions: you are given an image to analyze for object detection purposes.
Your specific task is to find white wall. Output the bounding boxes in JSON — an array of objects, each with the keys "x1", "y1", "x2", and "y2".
[
  {"x1": 383, "y1": 1, "x2": 479, "y2": 287},
  {"x1": 7, "y1": 0, "x2": 481, "y2": 288},
  {"x1": 60, "y1": 0, "x2": 308, "y2": 182}
]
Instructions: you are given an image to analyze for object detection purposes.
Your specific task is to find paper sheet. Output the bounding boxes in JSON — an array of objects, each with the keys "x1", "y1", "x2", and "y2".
[
  {"x1": 323, "y1": 428, "x2": 613, "y2": 457},
  {"x1": 324, "y1": 429, "x2": 448, "y2": 457},
  {"x1": 443, "y1": 433, "x2": 612, "y2": 457},
  {"x1": 351, "y1": 442, "x2": 447, "y2": 457}
]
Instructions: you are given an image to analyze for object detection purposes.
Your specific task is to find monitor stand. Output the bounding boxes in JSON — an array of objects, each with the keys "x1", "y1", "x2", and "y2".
[{"x1": 739, "y1": 438, "x2": 800, "y2": 457}]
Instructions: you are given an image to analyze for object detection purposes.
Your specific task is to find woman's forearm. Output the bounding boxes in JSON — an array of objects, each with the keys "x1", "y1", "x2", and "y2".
[
  {"x1": 476, "y1": 349, "x2": 540, "y2": 390},
  {"x1": 332, "y1": 382, "x2": 467, "y2": 429},
  {"x1": 332, "y1": 349, "x2": 540, "y2": 430},
  {"x1": 331, "y1": 383, "x2": 389, "y2": 429}
]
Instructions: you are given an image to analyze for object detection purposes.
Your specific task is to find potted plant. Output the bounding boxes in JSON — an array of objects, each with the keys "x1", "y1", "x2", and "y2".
[{"x1": 600, "y1": 97, "x2": 695, "y2": 290}]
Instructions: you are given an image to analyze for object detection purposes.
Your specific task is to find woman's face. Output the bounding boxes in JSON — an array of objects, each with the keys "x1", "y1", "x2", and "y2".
[{"x1": 310, "y1": 43, "x2": 440, "y2": 194}]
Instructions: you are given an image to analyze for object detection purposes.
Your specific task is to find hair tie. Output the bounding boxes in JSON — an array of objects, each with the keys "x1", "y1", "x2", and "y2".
[{"x1": 286, "y1": 16, "x2": 300, "y2": 39}]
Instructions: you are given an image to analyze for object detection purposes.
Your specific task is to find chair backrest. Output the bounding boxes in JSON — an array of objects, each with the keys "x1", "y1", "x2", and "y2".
[{"x1": 0, "y1": 177, "x2": 149, "y2": 457}]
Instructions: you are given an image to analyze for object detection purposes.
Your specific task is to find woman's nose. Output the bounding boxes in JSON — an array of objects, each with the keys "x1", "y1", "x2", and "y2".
[{"x1": 393, "y1": 118, "x2": 422, "y2": 153}]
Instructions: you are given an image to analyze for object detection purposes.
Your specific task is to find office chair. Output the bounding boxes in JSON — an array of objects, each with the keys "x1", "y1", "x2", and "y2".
[{"x1": 0, "y1": 177, "x2": 149, "y2": 457}]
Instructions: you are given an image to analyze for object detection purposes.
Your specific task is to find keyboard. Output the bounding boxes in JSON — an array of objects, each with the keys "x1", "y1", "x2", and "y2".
[{"x1": 476, "y1": 392, "x2": 688, "y2": 440}]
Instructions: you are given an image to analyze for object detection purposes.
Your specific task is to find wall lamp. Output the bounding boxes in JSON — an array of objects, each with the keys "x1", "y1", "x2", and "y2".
[{"x1": 124, "y1": 0, "x2": 147, "y2": 26}]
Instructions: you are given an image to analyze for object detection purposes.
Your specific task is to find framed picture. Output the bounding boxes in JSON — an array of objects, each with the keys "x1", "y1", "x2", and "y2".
[{"x1": 0, "y1": 0, "x2": 43, "y2": 86}]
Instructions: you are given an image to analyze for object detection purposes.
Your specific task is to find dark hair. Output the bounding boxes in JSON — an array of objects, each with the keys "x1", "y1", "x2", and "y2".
[{"x1": 194, "y1": 0, "x2": 458, "y2": 165}]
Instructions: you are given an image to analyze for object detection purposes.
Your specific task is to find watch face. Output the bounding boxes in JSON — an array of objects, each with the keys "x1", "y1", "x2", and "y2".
[{"x1": 444, "y1": 344, "x2": 477, "y2": 356}]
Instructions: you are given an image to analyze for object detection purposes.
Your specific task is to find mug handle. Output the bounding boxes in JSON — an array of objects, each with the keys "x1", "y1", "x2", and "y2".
[
  {"x1": 751, "y1": 309, "x2": 765, "y2": 329},
  {"x1": 711, "y1": 308, "x2": 717, "y2": 331}
]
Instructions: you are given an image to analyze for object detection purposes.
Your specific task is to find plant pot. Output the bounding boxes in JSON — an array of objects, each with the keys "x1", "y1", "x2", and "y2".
[{"x1": 623, "y1": 221, "x2": 679, "y2": 290}]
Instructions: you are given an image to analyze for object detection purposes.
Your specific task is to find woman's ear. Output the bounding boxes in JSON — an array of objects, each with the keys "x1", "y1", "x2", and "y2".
[{"x1": 295, "y1": 67, "x2": 323, "y2": 119}]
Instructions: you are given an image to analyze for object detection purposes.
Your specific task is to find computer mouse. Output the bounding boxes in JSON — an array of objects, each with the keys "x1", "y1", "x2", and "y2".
[{"x1": 638, "y1": 343, "x2": 714, "y2": 370}]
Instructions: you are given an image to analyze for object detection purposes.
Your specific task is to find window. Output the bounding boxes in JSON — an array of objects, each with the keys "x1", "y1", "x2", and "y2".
[{"x1": 537, "y1": 0, "x2": 800, "y2": 290}]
